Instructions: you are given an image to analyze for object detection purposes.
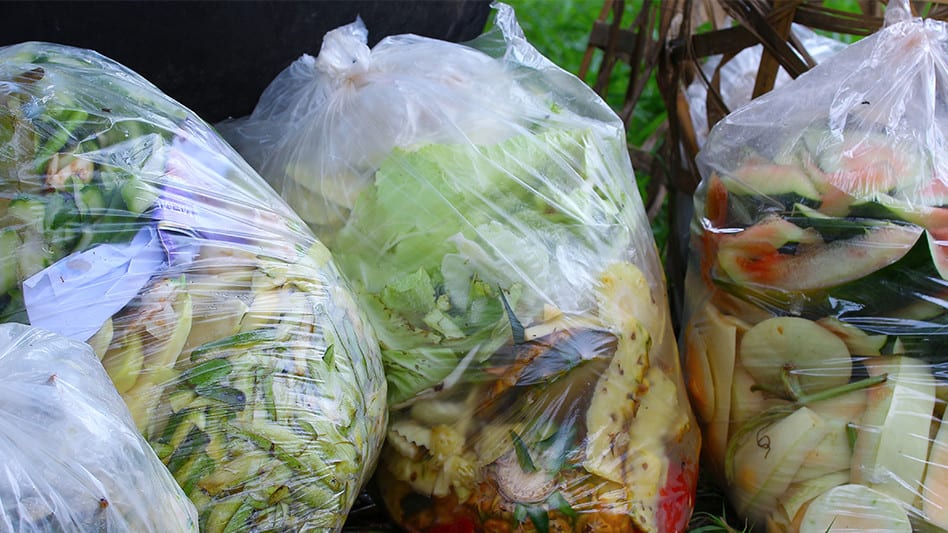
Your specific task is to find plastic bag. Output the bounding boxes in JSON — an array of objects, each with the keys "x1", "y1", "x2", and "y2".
[
  {"x1": 0, "y1": 323, "x2": 197, "y2": 532},
  {"x1": 220, "y1": 10, "x2": 540, "y2": 243},
  {"x1": 221, "y1": 4, "x2": 700, "y2": 532},
  {"x1": 683, "y1": 2, "x2": 948, "y2": 530},
  {"x1": 0, "y1": 42, "x2": 387, "y2": 532},
  {"x1": 684, "y1": 24, "x2": 846, "y2": 149}
]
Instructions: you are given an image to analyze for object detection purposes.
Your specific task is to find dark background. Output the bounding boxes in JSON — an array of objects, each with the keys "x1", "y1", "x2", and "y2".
[{"x1": 0, "y1": 1, "x2": 493, "y2": 123}]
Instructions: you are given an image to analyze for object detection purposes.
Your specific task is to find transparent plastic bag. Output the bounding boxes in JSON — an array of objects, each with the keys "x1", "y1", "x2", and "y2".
[
  {"x1": 220, "y1": 9, "x2": 544, "y2": 243},
  {"x1": 0, "y1": 42, "x2": 387, "y2": 532},
  {"x1": 222, "y1": 4, "x2": 700, "y2": 532},
  {"x1": 0, "y1": 323, "x2": 197, "y2": 532},
  {"x1": 683, "y1": 2, "x2": 948, "y2": 530},
  {"x1": 684, "y1": 24, "x2": 847, "y2": 149}
]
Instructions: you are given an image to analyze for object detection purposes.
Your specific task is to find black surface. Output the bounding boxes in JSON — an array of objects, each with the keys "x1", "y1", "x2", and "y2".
[{"x1": 0, "y1": 1, "x2": 493, "y2": 123}]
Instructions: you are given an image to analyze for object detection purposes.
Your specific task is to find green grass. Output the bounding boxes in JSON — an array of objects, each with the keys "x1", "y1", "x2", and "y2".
[{"x1": 501, "y1": 0, "x2": 604, "y2": 75}]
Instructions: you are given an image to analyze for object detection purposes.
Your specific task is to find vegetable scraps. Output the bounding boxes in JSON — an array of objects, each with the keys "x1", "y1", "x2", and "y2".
[
  {"x1": 684, "y1": 10, "x2": 948, "y2": 530},
  {"x1": 348, "y1": 127, "x2": 696, "y2": 531},
  {"x1": 220, "y1": 4, "x2": 701, "y2": 529},
  {"x1": 0, "y1": 42, "x2": 387, "y2": 532},
  {"x1": 330, "y1": 101, "x2": 697, "y2": 533}
]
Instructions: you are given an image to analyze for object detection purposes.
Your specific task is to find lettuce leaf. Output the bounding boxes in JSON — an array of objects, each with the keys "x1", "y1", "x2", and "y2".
[{"x1": 333, "y1": 125, "x2": 636, "y2": 404}]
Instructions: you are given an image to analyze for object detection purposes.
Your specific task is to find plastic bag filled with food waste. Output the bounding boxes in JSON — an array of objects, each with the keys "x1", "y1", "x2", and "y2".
[
  {"x1": 0, "y1": 323, "x2": 198, "y2": 532},
  {"x1": 0, "y1": 41, "x2": 387, "y2": 532},
  {"x1": 682, "y1": 1, "x2": 948, "y2": 531},
  {"x1": 220, "y1": 4, "x2": 700, "y2": 532}
]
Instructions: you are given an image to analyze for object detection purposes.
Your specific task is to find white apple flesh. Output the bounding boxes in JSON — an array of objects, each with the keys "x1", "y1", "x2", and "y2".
[{"x1": 851, "y1": 356, "x2": 937, "y2": 508}]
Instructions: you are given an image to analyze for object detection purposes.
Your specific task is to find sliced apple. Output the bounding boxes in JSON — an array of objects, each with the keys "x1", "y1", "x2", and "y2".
[
  {"x1": 798, "y1": 484, "x2": 911, "y2": 533},
  {"x1": 776, "y1": 470, "x2": 850, "y2": 530},
  {"x1": 923, "y1": 410, "x2": 948, "y2": 528},
  {"x1": 816, "y1": 317, "x2": 887, "y2": 356},
  {"x1": 740, "y1": 316, "x2": 852, "y2": 398},
  {"x1": 851, "y1": 356, "x2": 936, "y2": 507},
  {"x1": 684, "y1": 321, "x2": 715, "y2": 424},
  {"x1": 767, "y1": 513, "x2": 792, "y2": 533},
  {"x1": 730, "y1": 357, "x2": 788, "y2": 433},
  {"x1": 690, "y1": 302, "x2": 738, "y2": 470},
  {"x1": 720, "y1": 312, "x2": 754, "y2": 336},
  {"x1": 708, "y1": 288, "x2": 774, "y2": 326},
  {"x1": 792, "y1": 389, "x2": 867, "y2": 484},
  {"x1": 729, "y1": 406, "x2": 831, "y2": 525}
]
